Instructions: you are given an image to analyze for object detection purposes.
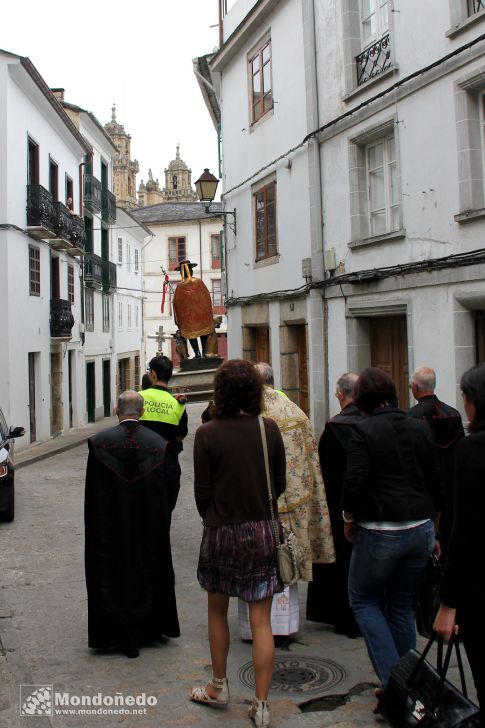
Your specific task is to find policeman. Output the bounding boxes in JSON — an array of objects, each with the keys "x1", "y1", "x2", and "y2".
[{"x1": 139, "y1": 355, "x2": 188, "y2": 517}]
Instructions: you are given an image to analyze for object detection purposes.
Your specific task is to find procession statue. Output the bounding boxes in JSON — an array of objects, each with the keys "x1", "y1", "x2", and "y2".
[{"x1": 173, "y1": 260, "x2": 220, "y2": 359}]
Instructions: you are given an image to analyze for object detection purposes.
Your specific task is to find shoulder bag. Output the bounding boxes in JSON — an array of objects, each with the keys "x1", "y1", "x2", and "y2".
[
  {"x1": 258, "y1": 415, "x2": 300, "y2": 586},
  {"x1": 378, "y1": 633, "x2": 481, "y2": 727}
]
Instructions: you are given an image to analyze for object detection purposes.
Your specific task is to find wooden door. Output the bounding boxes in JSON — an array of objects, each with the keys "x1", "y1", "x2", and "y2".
[
  {"x1": 370, "y1": 317, "x2": 409, "y2": 409},
  {"x1": 86, "y1": 362, "x2": 95, "y2": 423},
  {"x1": 255, "y1": 327, "x2": 270, "y2": 363},
  {"x1": 103, "y1": 360, "x2": 111, "y2": 417},
  {"x1": 297, "y1": 325, "x2": 309, "y2": 415},
  {"x1": 28, "y1": 353, "x2": 36, "y2": 442}
]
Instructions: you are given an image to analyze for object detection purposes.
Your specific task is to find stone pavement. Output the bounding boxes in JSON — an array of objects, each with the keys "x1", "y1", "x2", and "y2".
[{"x1": 0, "y1": 403, "x2": 475, "y2": 727}]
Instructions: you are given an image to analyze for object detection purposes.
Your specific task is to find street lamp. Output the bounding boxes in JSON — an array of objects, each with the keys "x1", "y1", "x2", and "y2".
[{"x1": 195, "y1": 168, "x2": 236, "y2": 235}]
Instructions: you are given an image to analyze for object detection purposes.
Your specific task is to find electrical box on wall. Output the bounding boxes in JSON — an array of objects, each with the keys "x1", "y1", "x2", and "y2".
[
  {"x1": 324, "y1": 247, "x2": 337, "y2": 271},
  {"x1": 301, "y1": 258, "x2": 312, "y2": 279}
]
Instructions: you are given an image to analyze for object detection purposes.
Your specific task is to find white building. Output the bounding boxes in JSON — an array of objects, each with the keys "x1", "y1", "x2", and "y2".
[
  {"x1": 113, "y1": 206, "x2": 149, "y2": 391},
  {"x1": 199, "y1": 0, "x2": 485, "y2": 432},
  {"x1": 0, "y1": 51, "x2": 90, "y2": 446},
  {"x1": 132, "y1": 202, "x2": 227, "y2": 366}
]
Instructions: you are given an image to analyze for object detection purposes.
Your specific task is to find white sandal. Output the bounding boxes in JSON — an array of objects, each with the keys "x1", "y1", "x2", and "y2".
[
  {"x1": 249, "y1": 697, "x2": 270, "y2": 726},
  {"x1": 190, "y1": 676, "x2": 229, "y2": 706}
]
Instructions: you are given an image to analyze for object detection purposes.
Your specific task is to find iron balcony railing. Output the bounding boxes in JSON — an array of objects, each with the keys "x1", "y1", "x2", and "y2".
[
  {"x1": 84, "y1": 252, "x2": 104, "y2": 288},
  {"x1": 468, "y1": 0, "x2": 485, "y2": 16},
  {"x1": 69, "y1": 215, "x2": 86, "y2": 251},
  {"x1": 102, "y1": 189, "x2": 117, "y2": 224},
  {"x1": 54, "y1": 201, "x2": 72, "y2": 242},
  {"x1": 103, "y1": 260, "x2": 117, "y2": 292},
  {"x1": 50, "y1": 299, "x2": 75, "y2": 338},
  {"x1": 26, "y1": 184, "x2": 57, "y2": 234},
  {"x1": 356, "y1": 32, "x2": 391, "y2": 86},
  {"x1": 83, "y1": 174, "x2": 102, "y2": 212}
]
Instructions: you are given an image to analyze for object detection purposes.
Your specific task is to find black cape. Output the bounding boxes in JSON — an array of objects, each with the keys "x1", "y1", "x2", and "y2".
[
  {"x1": 306, "y1": 404, "x2": 362, "y2": 634},
  {"x1": 407, "y1": 395, "x2": 464, "y2": 554},
  {"x1": 84, "y1": 421, "x2": 180, "y2": 648}
]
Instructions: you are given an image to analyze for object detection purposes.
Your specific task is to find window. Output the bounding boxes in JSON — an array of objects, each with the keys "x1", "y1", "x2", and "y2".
[
  {"x1": 249, "y1": 39, "x2": 272, "y2": 123},
  {"x1": 468, "y1": 0, "x2": 485, "y2": 16},
  {"x1": 65, "y1": 175, "x2": 74, "y2": 209},
  {"x1": 67, "y1": 264, "x2": 75, "y2": 304},
  {"x1": 118, "y1": 301, "x2": 123, "y2": 329},
  {"x1": 27, "y1": 138, "x2": 39, "y2": 186},
  {"x1": 134, "y1": 248, "x2": 139, "y2": 273},
  {"x1": 348, "y1": 118, "x2": 402, "y2": 245},
  {"x1": 361, "y1": 0, "x2": 389, "y2": 48},
  {"x1": 168, "y1": 237, "x2": 186, "y2": 270},
  {"x1": 454, "y1": 75, "x2": 485, "y2": 220},
  {"x1": 102, "y1": 294, "x2": 110, "y2": 332},
  {"x1": 211, "y1": 234, "x2": 221, "y2": 269},
  {"x1": 127, "y1": 303, "x2": 132, "y2": 330},
  {"x1": 126, "y1": 244, "x2": 131, "y2": 272},
  {"x1": 366, "y1": 136, "x2": 398, "y2": 236},
  {"x1": 118, "y1": 237, "x2": 123, "y2": 264},
  {"x1": 135, "y1": 305, "x2": 139, "y2": 328},
  {"x1": 49, "y1": 157, "x2": 58, "y2": 202},
  {"x1": 212, "y1": 279, "x2": 224, "y2": 313},
  {"x1": 85, "y1": 289, "x2": 94, "y2": 331},
  {"x1": 254, "y1": 181, "x2": 277, "y2": 261},
  {"x1": 29, "y1": 246, "x2": 40, "y2": 296},
  {"x1": 84, "y1": 215, "x2": 93, "y2": 253}
]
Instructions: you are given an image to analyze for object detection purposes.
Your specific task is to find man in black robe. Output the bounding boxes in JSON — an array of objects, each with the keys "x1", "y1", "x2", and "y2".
[
  {"x1": 306, "y1": 372, "x2": 362, "y2": 637},
  {"x1": 407, "y1": 366, "x2": 464, "y2": 557},
  {"x1": 84, "y1": 390, "x2": 180, "y2": 658}
]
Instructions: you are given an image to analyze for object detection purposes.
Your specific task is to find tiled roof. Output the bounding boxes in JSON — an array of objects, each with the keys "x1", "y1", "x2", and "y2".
[{"x1": 132, "y1": 201, "x2": 222, "y2": 224}]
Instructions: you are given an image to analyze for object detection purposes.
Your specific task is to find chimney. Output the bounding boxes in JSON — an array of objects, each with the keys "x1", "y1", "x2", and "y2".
[{"x1": 51, "y1": 88, "x2": 65, "y2": 102}]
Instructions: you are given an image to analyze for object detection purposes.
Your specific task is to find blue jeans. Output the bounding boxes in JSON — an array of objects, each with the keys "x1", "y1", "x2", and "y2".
[{"x1": 348, "y1": 520, "x2": 435, "y2": 687}]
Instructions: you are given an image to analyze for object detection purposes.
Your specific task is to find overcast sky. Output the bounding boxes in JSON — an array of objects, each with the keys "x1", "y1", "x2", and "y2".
[{"x1": 2, "y1": 0, "x2": 220, "y2": 195}]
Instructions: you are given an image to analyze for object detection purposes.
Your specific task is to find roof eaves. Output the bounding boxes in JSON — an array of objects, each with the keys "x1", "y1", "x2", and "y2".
[{"x1": 19, "y1": 57, "x2": 92, "y2": 154}]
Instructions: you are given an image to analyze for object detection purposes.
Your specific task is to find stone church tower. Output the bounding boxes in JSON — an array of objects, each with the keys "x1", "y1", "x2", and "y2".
[
  {"x1": 137, "y1": 144, "x2": 198, "y2": 206},
  {"x1": 104, "y1": 105, "x2": 139, "y2": 209}
]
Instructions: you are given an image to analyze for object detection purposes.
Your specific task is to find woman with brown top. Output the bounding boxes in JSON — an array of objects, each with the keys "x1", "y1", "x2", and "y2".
[{"x1": 190, "y1": 359, "x2": 286, "y2": 728}]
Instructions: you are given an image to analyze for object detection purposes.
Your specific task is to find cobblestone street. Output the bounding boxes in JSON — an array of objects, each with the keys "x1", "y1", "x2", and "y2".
[{"x1": 0, "y1": 404, "x2": 470, "y2": 727}]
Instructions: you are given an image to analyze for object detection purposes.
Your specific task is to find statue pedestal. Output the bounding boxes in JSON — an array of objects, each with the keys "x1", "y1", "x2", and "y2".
[
  {"x1": 179, "y1": 356, "x2": 223, "y2": 372},
  {"x1": 171, "y1": 357, "x2": 223, "y2": 402}
]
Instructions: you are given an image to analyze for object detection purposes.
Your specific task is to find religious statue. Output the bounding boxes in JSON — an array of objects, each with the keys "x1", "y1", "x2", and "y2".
[{"x1": 172, "y1": 260, "x2": 219, "y2": 358}]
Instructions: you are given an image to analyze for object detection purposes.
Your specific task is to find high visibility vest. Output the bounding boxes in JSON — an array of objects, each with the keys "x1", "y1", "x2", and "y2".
[
  {"x1": 140, "y1": 388, "x2": 185, "y2": 426},
  {"x1": 274, "y1": 388, "x2": 289, "y2": 399}
]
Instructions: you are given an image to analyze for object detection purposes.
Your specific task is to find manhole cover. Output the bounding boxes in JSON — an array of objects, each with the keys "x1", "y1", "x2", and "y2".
[{"x1": 238, "y1": 655, "x2": 346, "y2": 694}]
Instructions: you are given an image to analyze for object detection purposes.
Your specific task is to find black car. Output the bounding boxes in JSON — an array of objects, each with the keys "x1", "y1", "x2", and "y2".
[{"x1": 0, "y1": 407, "x2": 24, "y2": 522}]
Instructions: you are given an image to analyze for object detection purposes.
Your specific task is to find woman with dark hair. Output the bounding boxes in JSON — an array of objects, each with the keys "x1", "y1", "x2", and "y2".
[
  {"x1": 190, "y1": 359, "x2": 286, "y2": 727},
  {"x1": 434, "y1": 363, "x2": 485, "y2": 717},
  {"x1": 342, "y1": 367, "x2": 441, "y2": 704}
]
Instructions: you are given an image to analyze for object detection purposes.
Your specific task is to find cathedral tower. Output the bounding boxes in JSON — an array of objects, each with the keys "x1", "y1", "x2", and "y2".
[{"x1": 104, "y1": 105, "x2": 139, "y2": 209}]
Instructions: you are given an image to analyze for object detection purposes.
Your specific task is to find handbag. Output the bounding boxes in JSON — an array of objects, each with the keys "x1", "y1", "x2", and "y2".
[
  {"x1": 416, "y1": 553, "x2": 443, "y2": 639},
  {"x1": 378, "y1": 633, "x2": 481, "y2": 727},
  {"x1": 258, "y1": 416, "x2": 300, "y2": 586}
]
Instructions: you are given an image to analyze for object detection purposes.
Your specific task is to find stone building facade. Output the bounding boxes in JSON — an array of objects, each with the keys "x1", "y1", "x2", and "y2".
[
  {"x1": 138, "y1": 145, "x2": 198, "y2": 206},
  {"x1": 104, "y1": 105, "x2": 139, "y2": 210}
]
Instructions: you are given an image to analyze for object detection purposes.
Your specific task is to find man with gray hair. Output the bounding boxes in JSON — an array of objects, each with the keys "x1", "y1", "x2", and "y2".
[
  {"x1": 407, "y1": 367, "x2": 464, "y2": 556},
  {"x1": 84, "y1": 390, "x2": 180, "y2": 659},
  {"x1": 306, "y1": 373, "x2": 362, "y2": 637}
]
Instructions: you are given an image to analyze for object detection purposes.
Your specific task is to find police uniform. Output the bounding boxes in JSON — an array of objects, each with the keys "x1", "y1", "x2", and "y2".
[{"x1": 140, "y1": 385, "x2": 188, "y2": 516}]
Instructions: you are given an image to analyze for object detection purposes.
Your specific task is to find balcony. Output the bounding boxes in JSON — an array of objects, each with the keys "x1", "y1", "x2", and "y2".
[
  {"x1": 26, "y1": 185, "x2": 57, "y2": 239},
  {"x1": 356, "y1": 33, "x2": 391, "y2": 86},
  {"x1": 50, "y1": 299, "x2": 75, "y2": 339},
  {"x1": 102, "y1": 189, "x2": 117, "y2": 224},
  {"x1": 103, "y1": 260, "x2": 117, "y2": 292},
  {"x1": 84, "y1": 252, "x2": 103, "y2": 289},
  {"x1": 83, "y1": 174, "x2": 102, "y2": 212},
  {"x1": 69, "y1": 215, "x2": 86, "y2": 254}
]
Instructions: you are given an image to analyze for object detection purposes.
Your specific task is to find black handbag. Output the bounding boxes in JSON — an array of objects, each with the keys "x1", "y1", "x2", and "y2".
[
  {"x1": 416, "y1": 554, "x2": 443, "y2": 639},
  {"x1": 378, "y1": 633, "x2": 481, "y2": 727}
]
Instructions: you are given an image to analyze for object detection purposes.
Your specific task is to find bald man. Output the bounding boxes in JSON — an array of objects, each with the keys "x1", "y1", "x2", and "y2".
[
  {"x1": 407, "y1": 367, "x2": 464, "y2": 556},
  {"x1": 84, "y1": 390, "x2": 180, "y2": 658}
]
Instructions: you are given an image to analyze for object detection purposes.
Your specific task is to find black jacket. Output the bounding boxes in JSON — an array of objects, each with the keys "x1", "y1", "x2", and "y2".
[
  {"x1": 441, "y1": 422, "x2": 485, "y2": 612},
  {"x1": 343, "y1": 407, "x2": 442, "y2": 522}
]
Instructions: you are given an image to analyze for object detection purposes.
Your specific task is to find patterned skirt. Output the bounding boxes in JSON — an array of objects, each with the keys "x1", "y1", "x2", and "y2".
[{"x1": 197, "y1": 520, "x2": 284, "y2": 602}]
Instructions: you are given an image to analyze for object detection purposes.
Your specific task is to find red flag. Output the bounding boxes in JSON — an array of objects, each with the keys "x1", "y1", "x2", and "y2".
[{"x1": 161, "y1": 274, "x2": 169, "y2": 314}]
